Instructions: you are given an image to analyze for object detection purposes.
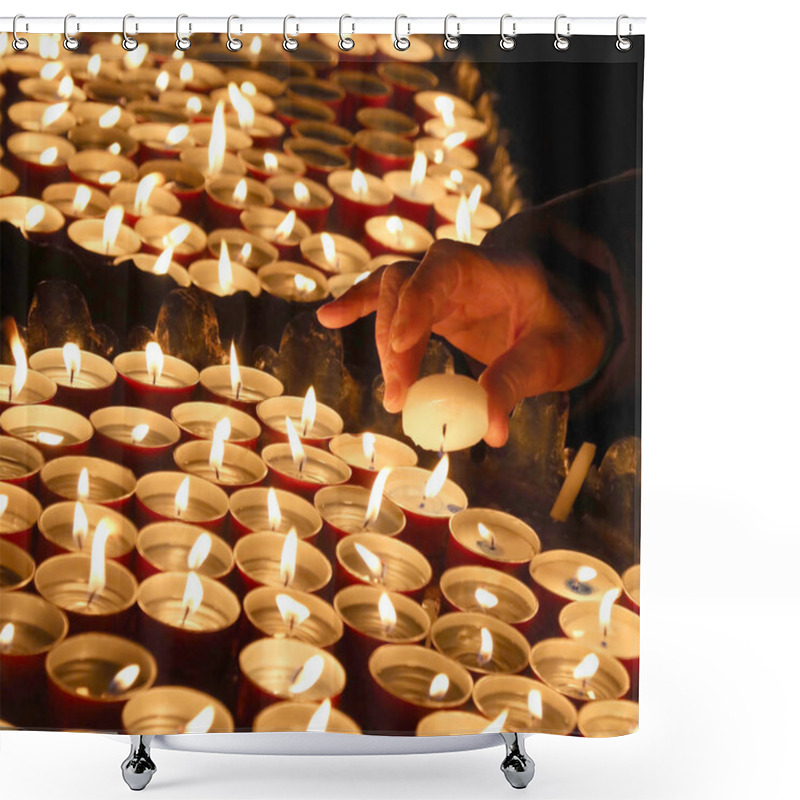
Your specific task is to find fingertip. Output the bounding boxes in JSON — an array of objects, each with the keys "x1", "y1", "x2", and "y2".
[
  {"x1": 316, "y1": 302, "x2": 344, "y2": 328},
  {"x1": 484, "y1": 414, "x2": 509, "y2": 448}
]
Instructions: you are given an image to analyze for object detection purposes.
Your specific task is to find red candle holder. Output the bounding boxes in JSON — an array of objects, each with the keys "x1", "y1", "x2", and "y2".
[
  {"x1": 282, "y1": 137, "x2": 350, "y2": 185},
  {"x1": 173, "y1": 439, "x2": 267, "y2": 493},
  {"x1": 333, "y1": 71, "x2": 391, "y2": 127},
  {"x1": 207, "y1": 229, "x2": 279, "y2": 272},
  {"x1": 108, "y1": 180, "x2": 182, "y2": 227},
  {"x1": 0, "y1": 482, "x2": 41, "y2": 553},
  {"x1": 205, "y1": 175, "x2": 275, "y2": 229},
  {"x1": 0, "y1": 435, "x2": 45, "y2": 491},
  {"x1": 0, "y1": 197, "x2": 66, "y2": 244},
  {"x1": 257, "y1": 394, "x2": 344, "y2": 448},
  {"x1": 622, "y1": 564, "x2": 640, "y2": 613},
  {"x1": 240, "y1": 207, "x2": 312, "y2": 259},
  {"x1": 363, "y1": 215, "x2": 434, "y2": 258},
  {"x1": 126, "y1": 121, "x2": 197, "y2": 161},
  {"x1": 240, "y1": 148, "x2": 306, "y2": 182},
  {"x1": 42, "y1": 182, "x2": 112, "y2": 222},
  {"x1": 327, "y1": 169, "x2": 393, "y2": 236},
  {"x1": 384, "y1": 159, "x2": 447, "y2": 228},
  {"x1": 376, "y1": 63, "x2": 439, "y2": 113},
  {"x1": 134, "y1": 214, "x2": 207, "y2": 266},
  {"x1": 273, "y1": 96, "x2": 337, "y2": 129},
  {"x1": 328, "y1": 433, "x2": 417, "y2": 488},
  {"x1": 1, "y1": 404, "x2": 94, "y2": 458},
  {"x1": 135, "y1": 471, "x2": 229, "y2": 533},
  {"x1": 67, "y1": 149, "x2": 138, "y2": 190},
  {"x1": 428, "y1": 164, "x2": 492, "y2": 198},
  {"x1": 228, "y1": 486, "x2": 322, "y2": 543},
  {"x1": 354, "y1": 130, "x2": 415, "y2": 176},
  {"x1": 138, "y1": 160, "x2": 205, "y2": 218},
  {"x1": 291, "y1": 121, "x2": 354, "y2": 154},
  {"x1": 286, "y1": 78, "x2": 347, "y2": 121},
  {"x1": 262, "y1": 442, "x2": 351, "y2": 502},
  {"x1": 114, "y1": 349, "x2": 199, "y2": 415},
  {"x1": 171, "y1": 401, "x2": 261, "y2": 450},
  {"x1": 6, "y1": 132, "x2": 75, "y2": 190},
  {"x1": 257, "y1": 261, "x2": 330, "y2": 305},
  {"x1": 0, "y1": 539, "x2": 36, "y2": 592},
  {"x1": 266, "y1": 175, "x2": 333, "y2": 233}
]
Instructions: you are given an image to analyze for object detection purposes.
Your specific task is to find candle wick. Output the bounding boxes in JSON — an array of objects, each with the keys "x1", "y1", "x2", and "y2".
[
  {"x1": 214, "y1": 465, "x2": 221, "y2": 481},
  {"x1": 180, "y1": 606, "x2": 190, "y2": 627},
  {"x1": 175, "y1": 507, "x2": 182, "y2": 519},
  {"x1": 69, "y1": 368, "x2": 75, "y2": 386},
  {"x1": 370, "y1": 451, "x2": 375, "y2": 471},
  {"x1": 439, "y1": 424, "x2": 447, "y2": 458},
  {"x1": 235, "y1": 381, "x2": 242, "y2": 401},
  {"x1": 86, "y1": 589, "x2": 98, "y2": 608}
]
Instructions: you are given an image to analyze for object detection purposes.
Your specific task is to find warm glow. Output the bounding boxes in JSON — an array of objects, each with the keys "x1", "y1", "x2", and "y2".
[
  {"x1": 187, "y1": 533, "x2": 212, "y2": 570},
  {"x1": 0, "y1": 622, "x2": 14, "y2": 648},
  {"x1": 72, "y1": 184, "x2": 92, "y2": 214},
  {"x1": 280, "y1": 528, "x2": 299, "y2": 586},
  {"x1": 175, "y1": 476, "x2": 190, "y2": 517},
  {"x1": 163, "y1": 223, "x2": 191, "y2": 248},
  {"x1": 476, "y1": 522, "x2": 495, "y2": 550},
  {"x1": 56, "y1": 76, "x2": 75, "y2": 100},
  {"x1": 576, "y1": 566, "x2": 598, "y2": 583},
  {"x1": 378, "y1": 592, "x2": 397, "y2": 632},
  {"x1": 455, "y1": 195, "x2": 472, "y2": 241},
  {"x1": 134, "y1": 175, "x2": 160, "y2": 215},
  {"x1": 434, "y1": 95, "x2": 456, "y2": 127},
  {"x1": 87, "y1": 518, "x2": 114, "y2": 598},
  {"x1": 443, "y1": 131, "x2": 468, "y2": 151},
  {"x1": 186, "y1": 96, "x2": 203, "y2": 115},
  {"x1": 36, "y1": 432, "x2": 64, "y2": 445},
  {"x1": 229, "y1": 343, "x2": 242, "y2": 396},
  {"x1": 180, "y1": 62, "x2": 194, "y2": 83},
  {"x1": 8, "y1": 321, "x2": 27, "y2": 399},
  {"x1": 208, "y1": 102, "x2": 227, "y2": 177},
  {"x1": 0, "y1": 495, "x2": 7, "y2": 518},
  {"x1": 241, "y1": 81, "x2": 257, "y2": 97},
  {"x1": 354, "y1": 542, "x2": 384, "y2": 582},
  {"x1": 240, "y1": 243, "x2": 253, "y2": 263},
  {"x1": 228, "y1": 83, "x2": 255, "y2": 130},
  {"x1": 364, "y1": 467, "x2": 392, "y2": 528},
  {"x1": 477, "y1": 627, "x2": 494, "y2": 665},
  {"x1": 267, "y1": 488, "x2": 282, "y2": 530},
  {"x1": 528, "y1": 689, "x2": 543, "y2": 720},
  {"x1": 108, "y1": 664, "x2": 140, "y2": 694},
  {"x1": 362, "y1": 433, "x2": 377, "y2": 462},
  {"x1": 428, "y1": 673, "x2": 450, "y2": 700},
  {"x1": 155, "y1": 70, "x2": 170, "y2": 92},
  {"x1": 293, "y1": 181, "x2": 311, "y2": 206},
  {"x1": 131, "y1": 423, "x2": 150, "y2": 443},
  {"x1": 293, "y1": 274, "x2": 317, "y2": 295},
  {"x1": 467, "y1": 184, "x2": 483, "y2": 213},
  {"x1": 218, "y1": 240, "x2": 234, "y2": 294},
  {"x1": 39, "y1": 147, "x2": 59, "y2": 166},
  {"x1": 98, "y1": 106, "x2": 122, "y2": 129},
  {"x1": 102, "y1": 206, "x2": 125, "y2": 252},
  {"x1": 285, "y1": 417, "x2": 306, "y2": 472},
  {"x1": 599, "y1": 588, "x2": 621, "y2": 630},
  {"x1": 276, "y1": 593, "x2": 311, "y2": 628},
  {"x1": 424, "y1": 455, "x2": 449, "y2": 500},
  {"x1": 41, "y1": 102, "x2": 69, "y2": 128},
  {"x1": 386, "y1": 215, "x2": 404, "y2": 235},
  {"x1": 573, "y1": 653, "x2": 600, "y2": 681},
  {"x1": 165, "y1": 124, "x2": 190, "y2": 146},
  {"x1": 350, "y1": 168, "x2": 369, "y2": 197},
  {"x1": 482, "y1": 709, "x2": 509, "y2": 734},
  {"x1": 76, "y1": 467, "x2": 90, "y2": 501},
  {"x1": 275, "y1": 210, "x2": 296, "y2": 241},
  {"x1": 108, "y1": 143, "x2": 122, "y2": 156},
  {"x1": 288, "y1": 654, "x2": 324, "y2": 695},
  {"x1": 62, "y1": 342, "x2": 81, "y2": 382},
  {"x1": 123, "y1": 42, "x2": 149, "y2": 70},
  {"x1": 40, "y1": 35, "x2": 60, "y2": 59},
  {"x1": 180, "y1": 571, "x2": 204, "y2": 621},
  {"x1": 24, "y1": 204, "x2": 46, "y2": 230},
  {"x1": 98, "y1": 170, "x2": 122, "y2": 186},
  {"x1": 145, "y1": 341, "x2": 165, "y2": 385},
  {"x1": 72, "y1": 502, "x2": 88, "y2": 550},
  {"x1": 232, "y1": 178, "x2": 248, "y2": 204},
  {"x1": 475, "y1": 587, "x2": 499, "y2": 611},
  {"x1": 183, "y1": 704, "x2": 215, "y2": 734},
  {"x1": 87, "y1": 54, "x2": 102, "y2": 78},
  {"x1": 40, "y1": 62, "x2": 62, "y2": 81},
  {"x1": 300, "y1": 386, "x2": 317, "y2": 437},
  {"x1": 320, "y1": 233, "x2": 337, "y2": 268},
  {"x1": 410, "y1": 151, "x2": 427, "y2": 187},
  {"x1": 153, "y1": 247, "x2": 174, "y2": 275},
  {"x1": 263, "y1": 152, "x2": 279, "y2": 172},
  {"x1": 209, "y1": 417, "x2": 231, "y2": 475},
  {"x1": 250, "y1": 36, "x2": 263, "y2": 55},
  {"x1": 306, "y1": 699, "x2": 331, "y2": 732},
  {"x1": 449, "y1": 169, "x2": 464, "y2": 186}
]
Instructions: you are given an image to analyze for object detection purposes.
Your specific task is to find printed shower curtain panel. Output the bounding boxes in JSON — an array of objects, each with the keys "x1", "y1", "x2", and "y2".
[{"x1": 0, "y1": 29, "x2": 642, "y2": 741}]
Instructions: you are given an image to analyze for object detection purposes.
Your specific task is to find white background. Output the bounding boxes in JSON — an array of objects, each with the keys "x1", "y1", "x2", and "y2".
[{"x1": 2, "y1": 1, "x2": 799, "y2": 798}]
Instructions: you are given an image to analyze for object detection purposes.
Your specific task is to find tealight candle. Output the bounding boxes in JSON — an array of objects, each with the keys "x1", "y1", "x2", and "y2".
[
  {"x1": 67, "y1": 124, "x2": 138, "y2": 161},
  {"x1": 414, "y1": 136, "x2": 478, "y2": 170},
  {"x1": 108, "y1": 178, "x2": 182, "y2": 226},
  {"x1": 284, "y1": 138, "x2": 350, "y2": 184},
  {"x1": 0, "y1": 197, "x2": 66, "y2": 241},
  {"x1": 273, "y1": 96, "x2": 337, "y2": 129},
  {"x1": 71, "y1": 102, "x2": 135, "y2": 131},
  {"x1": 376, "y1": 62, "x2": 439, "y2": 113},
  {"x1": 200, "y1": 347, "x2": 283, "y2": 413},
  {"x1": 240, "y1": 148, "x2": 306, "y2": 182},
  {"x1": 431, "y1": 612, "x2": 530, "y2": 676},
  {"x1": 428, "y1": 165, "x2": 491, "y2": 198},
  {"x1": 171, "y1": 401, "x2": 261, "y2": 449},
  {"x1": 529, "y1": 639, "x2": 630, "y2": 704},
  {"x1": 188, "y1": 242, "x2": 262, "y2": 298},
  {"x1": 67, "y1": 149, "x2": 138, "y2": 190},
  {"x1": 41, "y1": 182, "x2": 111, "y2": 222},
  {"x1": 329, "y1": 434, "x2": 417, "y2": 488},
  {"x1": 0, "y1": 165, "x2": 21, "y2": 198},
  {"x1": 423, "y1": 116, "x2": 488, "y2": 152},
  {"x1": 35, "y1": 551, "x2": 139, "y2": 635},
  {"x1": 577, "y1": 699, "x2": 639, "y2": 737},
  {"x1": 137, "y1": 571, "x2": 241, "y2": 688},
  {"x1": 434, "y1": 191, "x2": 501, "y2": 231},
  {"x1": 257, "y1": 388, "x2": 344, "y2": 447},
  {"x1": 364, "y1": 214, "x2": 433, "y2": 258},
  {"x1": 173, "y1": 439, "x2": 267, "y2": 492},
  {"x1": 0, "y1": 435, "x2": 45, "y2": 491},
  {"x1": 435, "y1": 219, "x2": 486, "y2": 246},
  {"x1": 0, "y1": 539, "x2": 36, "y2": 593},
  {"x1": 286, "y1": 78, "x2": 346, "y2": 120},
  {"x1": 234, "y1": 531, "x2": 332, "y2": 595},
  {"x1": 228, "y1": 486, "x2": 322, "y2": 542},
  {"x1": 138, "y1": 160, "x2": 205, "y2": 217},
  {"x1": 241, "y1": 208, "x2": 312, "y2": 259},
  {"x1": 416, "y1": 710, "x2": 494, "y2": 736},
  {"x1": 134, "y1": 215, "x2": 207, "y2": 265},
  {"x1": 45, "y1": 632, "x2": 157, "y2": 731},
  {"x1": 384, "y1": 152, "x2": 447, "y2": 226},
  {"x1": 266, "y1": 175, "x2": 333, "y2": 233},
  {"x1": 473, "y1": 674, "x2": 578, "y2": 735},
  {"x1": 19, "y1": 76, "x2": 87, "y2": 104},
  {"x1": 0, "y1": 593, "x2": 68, "y2": 727},
  {"x1": 164, "y1": 60, "x2": 226, "y2": 94},
  {"x1": 28, "y1": 345, "x2": 116, "y2": 414},
  {"x1": 291, "y1": 121, "x2": 354, "y2": 153},
  {"x1": 0, "y1": 481, "x2": 41, "y2": 552},
  {"x1": 327, "y1": 168, "x2": 394, "y2": 236},
  {"x1": 354, "y1": 130, "x2": 415, "y2": 176},
  {"x1": 327, "y1": 271, "x2": 373, "y2": 299},
  {"x1": 1, "y1": 404, "x2": 94, "y2": 457},
  {"x1": 414, "y1": 92, "x2": 476, "y2": 125},
  {"x1": 300, "y1": 232, "x2": 371, "y2": 277},
  {"x1": 356, "y1": 108, "x2": 419, "y2": 140},
  {"x1": 207, "y1": 229, "x2": 279, "y2": 271},
  {"x1": 242, "y1": 586, "x2": 343, "y2": 649},
  {"x1": 205, "y1": 175, "x2": 275, "y2": 229},
  {"x1": 67, "y1": 206, "x2": 140, "y2": 259},
  {"x1": 253, "y1": 700, "x2": 360, "y2": 734},
  {"x1": 135, "y1": 471, "x2": 229, "y2": 533},
  {"x1": 127, "y1": 122, "x2": 197, "y2": 161},
  {"x1": 0, "y1": 331, "x2": 59, "y2": 409},
  {"x1": 622, "y1": 564, "x2": 641, "y2": 612},
  {"x1": 237, "y1": 638, "x2": 346, "y2": 728},
  {"x1": 38, "y1": 499, "x2": 136, "y2": 562},
  {"x1": 114, "y1": 345, "x2": 199, "y2": 415},
  {"x1": 439, "y1": 566, "x2": 539, "y2": 634},
  {"x1": 135, "y1": 522, "x2": 234, "y2": 582},
  {"x1": 402, "y1": 374, "x2": 489, "y2": 452},
  {"x1": 90, "y1": 406, "x2": 181, "y2": 475},
  {"x1": 160, "y1": 90, "x2": 215, "y2": 120},
  {"x1": 7, "y1": 132, "x2": 75, "y2": 187},
  {"x1": 122, "y1": 685, "x2": 235, "y2": 734},
  {"x1": 180, "y1": 146, "x2": 247, "y2": 180},
  {"x1": 258, "y1": 261, "x2": 329, "y2": 303}
]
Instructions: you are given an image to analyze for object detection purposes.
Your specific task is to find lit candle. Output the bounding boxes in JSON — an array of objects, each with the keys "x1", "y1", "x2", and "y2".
[
  {"x1": 240, "y1": 147, "x2": 306, "y2": 182},
  {"x1": 284, "y1": 137, "x2": 350, "y2": 185},
  {"x1": 1, "y1": 404, "x2": 94, "y2": 457},
  {"x1": 9, "y1": 100, "x2": 75, "y2": 134},
  {"x1": 266, "y1": 175, "x2": 334, "y2": 232},
  {"x1": 127, "y1": 121, "x2": 196, "y2": 161},
  {"x1": 354, "y1": 130, "x2": 415, "y2": 176},
  {"x1": 0, "y1": 196, "x2": 65, "y2": 241},
  {"x1": 577, "y1": 699, "x2": 639, "y2": 738},
  {"x1": 205, "y1": 175, "x2": 275, "y2": 229},
  {"x1": 67, "y1": 204, "x2": 140, "y2": 258},
  {"x1": 423, "y1": 116, "x2": 488, "y2": 152},
  {"x1": 253, "y1": 699, "x2": 360, "y2": 734},
  {"x1": 416, "y1": 709, "x2": 498, "y2": 736},
  {"x1": 6, "y1": 132, "x2": 75, "y2": 187},
  {"x1": 434, "y1": 186, "x2": 501, "y2": 231},
  {"x1": 356, "y1": 107, "x2": 420, "y2": 140},
  {"x1": 138, "y1": 160, "x2": 206, "y2": 218},
  {"x1": 327, "y1": 169, "x2": 394, "y2": 236},
  {"x1": 228, "y1": 486, "x2": 322, "y2": 542},
  {"x1": 300, "y1": 231, "x2": 371, "y2": 277},
  {"x1": 207, "y1": 229, "x2": 279, "y2": 271},
  {"x1": 257, "y1": 386, "x2": 344, "y2": 447},
  {"x1": 0, "y1": 319, "x2": 57, "y2": 407},
  {"x1": 415, "y1": 136, "x2": 478, "y2": 170},
  {"x1": 435, "y1": 194, "x2": 487, "y2": 245},
  {"x1": 173, "y1": 433, "x2": 267, "y2": 491},
  {"x1": 384, "y1": 151, "x2": 447, "y2": 226},
  {"x1": 414, "y1": 92, "x2": 476, "y2": 125},
  {"x1": 42, "y1": 182, "x2": 111, "y2": 221},
  {"x1": 134, "y1": 214, "x2": 207, "y2": 265},
  {"x1": 364, "y1": 214, "x2": 434, "y2": 258},
  {"x1": 172, "y1": 401, "x2": 261, "y2": 449},
  {"x1": 108, "y1": 175, "x2": 182, "y2": 225},
  {"x1": 135, "y1": 471, "x2": 229, "y2": 533},
  {"x1": 199, "y1": 343, "x2": 283, "y2": 411},
  {"x1": 376, "y1": 62, "x2": 439, "y2": 113},
  {"x1": 122, "y1": 686, "x2": 235, "y2": 734},
  {"x1": 67, "y1": 149, "x2": 137, "y2": 190},
  {"x1": 0, "y1": 482, "x2": 42, "y2": 553},
  {"x1": 428, "y1": 165, "x2": 491, "y2": 198},
  {"x1": 622, "y1": 564, "x2": 640, "y2": 612},
  {"x1": 0, "y1": 539, "x2": 36, "y2": 592},
  {"x1": 67, "y1": 122, "x2": 137, "y2": 160},
  {"x1": 241, "y1": 208, "x2": 311, "y2": 259},
  {"x1": 0, "y1": 434, "x2": 46, "y2": 491},
  {"x1": 258, "y1": 262, "x2": 329, "y2": 303}
]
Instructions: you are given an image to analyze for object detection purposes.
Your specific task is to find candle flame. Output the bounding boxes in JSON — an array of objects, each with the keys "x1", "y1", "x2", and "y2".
[
  {"x1": 573, "y1": 653, "x2": 600, "y2": 681},
  {"x1": 164, "y1": 223, "x2": 191, "y2": 248},
  {"x1": 241, "y1": 81, "x2": 257, "y2": 97},
  {"x1": 378, "y1": 592, "x2": 397, "y2": 632},
  {"x1": 250, "y1": 36, "x2": 263, "y2": 55},
  {"x1": 40, "y1": 62, "x2": 62, "y2": 81},
  {"x1": 442, "y1": 131, "x2": 468, "y2": 151},
  {"x1": 0, "y1": 622, "x2": 14, "y2": 647},
  {"x1": 134, "y1": 176, "x2": 161, "y2": 219},
  {"x1": 361, "y1": 433, "x2": 377, "y2": 462},
  {"x1": 209, "y1": 417, "x2": 231, "y2": 475},
  {"x1": 76, "y1": 467, "x2": 90, "y2": 501},
  {"x1": 175, "y1": 475, "x2": 190, "y2": 517},
  {"x1": 229, "y1": 343, "x2": 242, "y2": 397},
  {"x1": 306, "y1": 698, "x2": 331, "y2": 732},
  {"x1": 62, "y1": 342, "x2": 81, "y2": 382},
  {"x1": 36, "y1": 432, "x2": 64, "y2": 445},
  {"x1": 599, "y1": 588, "x2": 621, "y2": 629},
  {"x1": 165, "y1": 124, "x2": 190, "y2": 146},
  {"x1": 8, "y1": 322, "x2": 27, "y2": 398},
  {"x1": 429, "y1": 672, "x2": 450, "y2": 700},
  {"x1": 181, "y1": 571, "x2": 204, "y2": 621},
  {"x1": 68, "y1": 501, "x2": 87, "y2": 549},
  {"x1": 232, "y1": 178, "x2": 248, "y2": 204},
  {"x1": 263, "y1": 152, "x2": 279, "y2": 172},
  {"x1": 449, "y1": 169, "x2": 464, "y2": 187},
  {"x1": 87, "y1": 518, "x2": 114, "y2": 598},
  {"x1": 102, "y1": 205, "x2": 125, "y2": 251},
  {"x1": 186, "y1": 96, "x2": 203, "y2": 115},
  {"x1": 87, "y1": 54, "x2": 102, "y2": 77},
  {"x1": 208, "y1": 102, "x2": 227, "y2": 177},
  {"x1": 152, "y1": 247, "x2": 174, "y2": 275},
  {"x1": 240, "y1": 242, "x2": 253, "y2": 263},
  {"x1": 434, "y1": 96, "x2": 456, "y2": 127},
  {"x1": 56, "y1": 75, "x2": 75, "y2": 100},
  {"x1": 294, "y1": 274, "x2": 316, "y2": 295},
  {"x1": 528, "y1": 689, "x2": 543, "y2": 720},
  {"x1": 228, "y1": 83, "x2": 255, "y2": 130},
  {"x1": 145, "y1": 341, "x2": 164, "y2": 385},
  {"x1": 0, "y1": 495, "x2": 7, "y2": 518},
  {"x1": 218, "y1": 240, "x2": 234, "y2": 294},
  {"x1": 276, "y1": 593, "x2": 311, "y2": 628},
  {"x1": 386, "y1": 215, "x2": 404, "y2": 235},
  {"x1": 108, "y1": 664, "x2": 140, "y2": 694},
  {"x1": 319, "y1": 233, "x2": 338, "y2": 268},
  {"x1": 275, "y1": 210, "x2": 296, "y2": 241},
  {"x1": 482, "y1": 709, "x2": 509, "y2": 734},
  {"x1": 293, "y1": 181, "x2": 311, "y2": 206},
  {"x1": 300, "y1": 386, "x2": 317, "y2": 437},
  {"x1": 354, "y1": 542, "x2": 384, "y2": 582},
  {"x1": 280, "y1": 528, "x2": 299, "y2": 586},
  {"x1": 180, "y1": 62, "x2": 194, "y2": 83},
  {"x1": 285, "y1": 418, "x2": 307, "y2": 473},
  {"x1": 267, "y1": 488, "x2": 282, "y2": 530},
  {"x1": 476, "y1": 522, "x2": 495, "y2": 550},
  {"x1": 183, "y1": 704, "x2": 215, "y2": 734},
  {"x1": 477, "y1": 627, "x2": 493, "y2": 666},
  {"x1": 39, "y1": 147, "x2": 59, "y2": 166},
  {"x1": 467, "y1": 184, "x2": 483, "y2": 213},
  {"x1": 187, "y1": 533, "x2": 212, "y2": 570},
  {"x1": 410, "y1": 151, "x2": 427, "y2": 187},
  {"x1": 42, "y1": 102, "x2": 69, "y2": 128},
  {"x1": 364, "y1": 467, "x2": 391, "y2": 527},
  {"x1": 424, "y1": 455, "x2": 449, "y2": 500},
  {"x1": 124, "y1": 42, "x2": 148, "y2": 70},
  {"x1": 455, "y1": 195, "x2": 472, "y2": 241},
  {"x1": 131, "y1": 423, "x2": 150, "y2": 443},
  {"x1": 98, "y1": 106, "x2": 122, "y2": 129},
  {"x1": 24, "y1": 204, "x2": 46, "y2": 230},
  {"x1": 288, "y1": 654, "x2": 324, "y2": 695},
  {"x1": 475, "y1": 587, "x2": 499, "y2": 611},
  {"x1": 98, "y1": 170, "x2": 122, "y2": 186},
  {"x1": 576, "y1": 566, "x2": 598, "y2": 584},
  {"x1": 155, "y1": 70, "x2": 170, "y2": 92},
  {"x1": 72, "y1": 184, "x2": 92, "y2": 214},
  {"x1": 350, "y1": 168, "x2": 369, "y2": 197},
  {"x1": 108, "y1": 142, "x2": 122, "y2": 156}
]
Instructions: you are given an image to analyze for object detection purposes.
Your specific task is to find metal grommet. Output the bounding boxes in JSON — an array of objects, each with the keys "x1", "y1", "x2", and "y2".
[
  {"x1": 12, "y1": 15, "x2": 29, "y2": 51},
  {"x1": 394, "y1": 15, "x2": 411, "y2": 51},
  {"x1": 226, "y1": 15, "x2": 243, "y2": 52},
  {"x1": 499, "y1": 14, "x2": 516, "y2": 51},
  {"x1": 283, "y1": 15, "x2": 299, "y2": 51},
  {"x1": 554, "y1": 14, "x2": 571, "y2": 51},
  {"x1": 616, "y1": 15, "x2": 632, "y2": 51},
  {"x1": 176, "y1": 14, "x2": 192, "y2": 51},
  {"x1": 443, "y1": 14, "x2": 460, "y2": 51},
  {"x1": 339, "y1": 15, "x2": 355, "y2": 51},
  {"x1": 63, "y1": 14, "x2": 80, "y2": 51},
  {"x1": 121, "y1": 14, "x2": 138, "y2": 51}
]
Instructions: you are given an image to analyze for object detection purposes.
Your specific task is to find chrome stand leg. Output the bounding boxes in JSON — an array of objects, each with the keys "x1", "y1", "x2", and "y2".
[
  {"x1": 499, "y1": 733, "x2": 535, "y2": 789},
  {"x1": 121, "y1": 735, "x2": 156, "y2": 791}
]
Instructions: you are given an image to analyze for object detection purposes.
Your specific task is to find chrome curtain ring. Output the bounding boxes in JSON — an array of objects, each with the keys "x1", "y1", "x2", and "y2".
[
  {"x1": 499, "y1": 14, "x2": 516, "y2": 51},
  {"x1": 63, "y1": 14, "x2": 80, "y2": 51},
  {"x1": 554, "y1": 14, "x2": 571, "y2": 51},
  {"x1": 394, "y1": 15, "x2": 410, "y2": 51},
  {"x1": 121, "y1": 14, "x2": 138, "y2": 51},
  {"x1": 616, "y1": 15, "x2": 632, "y2": 51},
  {"x1": 12, "y1": 14, "x2": 28, "y2": 51},
  {"x1": 339, "y1": 15, "x2": 355, "y2": 51},
  {"x1": 283, "y1": 15, "x2": 299, "y2": 51},
  {"x1": 176, "y1": 14, "x2": 192, "y2": 50},
  {"x1": 443, "y1": 14, "x2": 460, "y2": 51},
  {"x1": 226, "y1": 15, "x2": 242, "y2": 52}
]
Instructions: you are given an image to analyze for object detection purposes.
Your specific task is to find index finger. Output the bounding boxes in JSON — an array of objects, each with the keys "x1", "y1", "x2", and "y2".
[{"x1": 316, "y1": 268, "x2": 385, "y2": 329}]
